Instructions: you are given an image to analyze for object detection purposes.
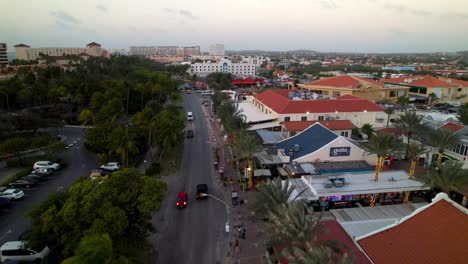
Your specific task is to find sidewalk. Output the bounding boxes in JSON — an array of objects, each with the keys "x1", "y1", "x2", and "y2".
[{"x1": 204, "y1": 101, "x2": 267, "y2": 264}]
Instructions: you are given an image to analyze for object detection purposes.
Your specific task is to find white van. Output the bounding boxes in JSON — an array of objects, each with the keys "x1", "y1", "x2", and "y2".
[
  {"x1": 0, "y1": 241, "x2": 50, "y2": 263},
  {"x1": 187, "y1": 112, "x2": 193, "y2": 121}
]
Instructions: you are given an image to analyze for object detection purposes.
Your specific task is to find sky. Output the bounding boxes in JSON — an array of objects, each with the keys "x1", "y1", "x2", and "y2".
[{"x1": 1, "y1": 0, "x2": 468, "y2": 53}]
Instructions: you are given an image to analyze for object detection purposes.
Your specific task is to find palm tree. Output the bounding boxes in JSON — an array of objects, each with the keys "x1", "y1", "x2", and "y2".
[
  {"x1": 284, "y1": 245, "x2": 353, "y2": 264},
  {"x1": 360, "y1": 123, "x2": 375, "y2": 139},
  {"x1": 428, "y1": 128, "x2": 461, "y2": 164},
  {"x1": 428, "y1": 92, "x2": 438, "y2": 106},
  {"x1": 393, "y1": 111, "x2": 427, "y2": 155},
  {"x1": 255, "y1": 178, "x2": 295, "y2": 220},
  {"x1": 156, "y1": 109, "x2": 184, "y2": 163},
  {"x1": 367, "y1": 133, "x2": 403, "y2": 182},
  {"x1": 423, "y1": 161, "x2": 468, "y2": 194},
  {"x1": 396, "y1": 96, "x2": 409, "y2": 111},
  {"x1": 231, "y1": 130, "x2": 261, "y2": 189},
  {"x1": 406, "y1": 143, "x2": 426, "y2": 179},
  {"x1": 384, "y1": 107, "x2": 395, "y2": 128},
  {"x1": 109, "y1": 126, "x2": 139, "y2": 167}
]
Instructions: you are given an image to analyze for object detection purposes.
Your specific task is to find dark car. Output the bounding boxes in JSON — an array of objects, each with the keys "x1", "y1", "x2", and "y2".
[
  {"x1": 22, "y1": 174, "x2": 46, "y2": 182},
  {"x1": 187, "y1": 130, "x2": 194, "y2": 138},
  {"x1": 176, "y1": 192, "x2": 188, "y2": 208},
  {"x1": 9, "y1": 179, "x2": 37, "y2": 188},
  {"x1": 196, "y1": 184, "x2": 208, "y2": 199}
]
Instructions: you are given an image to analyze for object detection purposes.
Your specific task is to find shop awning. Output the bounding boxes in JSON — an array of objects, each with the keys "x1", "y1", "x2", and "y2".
[{"x1": 254, "y1": 169, "x2": 272, "y2": 177}]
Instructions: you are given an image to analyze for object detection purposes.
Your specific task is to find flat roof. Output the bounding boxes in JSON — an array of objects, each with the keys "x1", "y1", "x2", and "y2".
[
  {"x1": 291, "y1": 170, "x2": 429, "y2": 201},
  {"x1": 256, "y1": 130, "x2": 283, "y2": 144},
  {"x1": 237, "y1": 101, "x2": 277, "y2": 123},
  {"x1": 331, "y1": 203, "x2": 427, "y2": 238}
]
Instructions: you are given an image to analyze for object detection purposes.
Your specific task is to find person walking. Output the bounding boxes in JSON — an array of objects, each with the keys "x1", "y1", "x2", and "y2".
[
  {"x1": 241, "y1": 228, "x2": 246, "y2": 240},
  {"x1": 237, "y1": 226, "x2": 242, "y2": 238}
]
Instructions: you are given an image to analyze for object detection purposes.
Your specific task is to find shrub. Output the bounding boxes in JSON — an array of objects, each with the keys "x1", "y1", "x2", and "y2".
[
  {"x1": 0, "y1": 167, "x2": 32, "y2": 187},
  {"x1": 145, "y1": 162, "x2": 161, "y2": 176}
]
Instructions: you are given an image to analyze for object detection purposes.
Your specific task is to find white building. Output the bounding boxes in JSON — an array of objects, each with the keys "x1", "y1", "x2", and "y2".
[
  {"x1": 14, "y1": 42, "x2": 103, "y2": 61},
  {"x1": 241, "y1": 56, "x2": 270, "y2": 67},
  {"x1": 209, "y1": 44, "x2": 225, "y2": 56},
  {"x1": 189, "y1": 58, "x2": 256, "y2": 77}
]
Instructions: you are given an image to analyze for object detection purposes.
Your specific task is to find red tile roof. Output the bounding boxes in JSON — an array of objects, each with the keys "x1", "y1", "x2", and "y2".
[
  {"x1": 440, "y1": 122, "x2": 464, "y2": 132},
  {"x1": 283, "y1": 120, "x2": 354, "y2": 131},
  {"x1": 385, "y1": 75, "x2": 455, "y2": 88},
  {"x1": 378, "y1": 127, "x2": 404, "y2": 136},
  {"x1": 14, "y1": 44, "x2": 30, "y2": 48},
  {"x1": 336, "y1": 94, "x2": 361, "y2": 100},
  {"x1": 86, "y1": 42, "x2": 101, "y2": 47},
  {"x1": 358, "y1": 194, "x2": 468, "y2": 264},
  {"x1": 253, "y1": 89, "x2": 384, "y2": 114},
  {"x1": 306, "y1": 75, "x2": 386, "y2": 89}
]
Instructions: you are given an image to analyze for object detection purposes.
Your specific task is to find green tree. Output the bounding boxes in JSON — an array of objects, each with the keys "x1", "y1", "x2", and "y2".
[
  {"x1": 457, "y1": 103, "x2": 468, "y2": 125},
  {"x1": 255, "y1": 178, "x2": 295, "y2": 220},
  {"x1": 423, "y1": 161, "x2": 468, "y2": 194},
  {"x1": 62, "y1": 234, "x2": 113, "y2": 264},
  {"x1": 156, "y1": 109, "x2": 184, "y2": 162},
  {"x1": 367, "y1": 133, "x2": 403, "y2": 182},
  {"x1": 396, "y1": 96, "x2": 409, "y2": 111},
  {"x1": 206, "y1": 72, "x2": 232, "y2": 90},
  {"x1": 384, "y1": 107, "x2": 395, "y2": 128},
  {"x1": 27, "y1": 169, "x2": 167, "y2": 261},
  {"x1": 79, "y1": 109, "x2": 94, "y2": 126},
  {"x1": 0, "y1": 136, "x2": 29, "y2": 165},
  {"x1": 360, "y1": 123, "x2": 375, "y2": 139},
  {"x1": 108, "y1": 126, "x2": 139, "y2": 167},
  {"x1": 428, "y1": 128, "x2": 461, "y2": 164},
  {"x1": 393, "y1": 111, "x2": 427, "y2": 155}
]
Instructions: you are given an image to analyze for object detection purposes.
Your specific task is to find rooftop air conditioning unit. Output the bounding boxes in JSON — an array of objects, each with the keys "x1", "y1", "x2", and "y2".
[
  {"x1": 324, "y1": 182, "x2": 333, "y2": 188},
  {"x1": 294, "y1": 144, "x2": 300, "y2": 152}
]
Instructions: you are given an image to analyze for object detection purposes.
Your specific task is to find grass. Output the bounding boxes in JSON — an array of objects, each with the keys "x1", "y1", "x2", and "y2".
[{"x1": 0, "y1": 167, "x2": 32, "y2": 187}]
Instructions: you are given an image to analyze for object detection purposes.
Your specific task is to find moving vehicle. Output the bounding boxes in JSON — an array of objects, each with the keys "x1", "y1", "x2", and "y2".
[
  {"x1": 0, "y1": 241, "x2": 50, "y2": 263},
  {"x1": 176, "y1": 192, "x2": 188, "y2": 208},
  {"x1": 187, "y1": 112, "x2": 193, "y2": 121},
  {"x1": 33, "y1": 161, "x2": 60, "y2": 171},
  {"x1": 196, "y1": 184, "x2": 208, "y2": 199},
  {"x1": 100, "y1": 162, "x2": 120, "y2": 172},
  {"x1": 0, "y1": 189, "x2": 25, "y2": 201},
  {"x1": 186, "y1": 130, "x2": 194, "y2": 138},
  {"x1": 9, "y1": 179, "x2": 37, "y2": 189}
]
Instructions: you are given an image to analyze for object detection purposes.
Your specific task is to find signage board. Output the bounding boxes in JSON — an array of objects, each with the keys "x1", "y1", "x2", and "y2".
[{"x1": 329, "y1": 147, "x2": 351, "y2": 157}]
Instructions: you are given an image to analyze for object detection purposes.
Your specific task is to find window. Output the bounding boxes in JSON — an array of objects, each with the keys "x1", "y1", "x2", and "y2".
[
  {"x1": 301, "y1": 116, "x2": 307, "y2": 121},
  {"x1": 284, "y1": 117, "x2": 290, "y2": 122},
  {"x1": 389, "y1": 91, "x2": 396, "y2": 97},
  {"x1": 318, "y1": 116, "x2": 324, "y2": 121},
  {"x1": 341, "y1": 131, "x2": 349, "y2": 137}
]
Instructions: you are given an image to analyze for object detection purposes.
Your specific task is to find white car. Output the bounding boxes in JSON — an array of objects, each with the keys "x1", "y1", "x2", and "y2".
[
  {"x1": 33, "y1": 161, "x2": 60, "y2": 171},
  {"x1": 100, "y1": 162, "x2": 120, "y2": 171},
  {"x1": 0, "y1": 241, "x2": 50, "y2": 263},
  {"x1": 0, "y1": 189, "x2": 24, "y2": 201}
]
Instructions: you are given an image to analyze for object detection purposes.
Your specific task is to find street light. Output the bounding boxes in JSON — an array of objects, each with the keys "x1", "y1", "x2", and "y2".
[
  {"x1": 200, "y1": 193, "x2": 230, "y2": 233},
  {"x1": 143, "y1": 160, "x2": 147, "y2": 175}
]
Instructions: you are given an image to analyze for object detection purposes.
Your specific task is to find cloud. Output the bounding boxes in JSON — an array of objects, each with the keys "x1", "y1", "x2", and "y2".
[
  {"x1": 409, "y1": 8, "x2": 432, "y2": 16},
  {"x1": 96, "y1": 4, "x2": 107, "y2": 13},
  {"x1": 320, "y1": 0, "x2": 337, "y2": 9},
  {"x1": 51, "y1": 10, "x2": 81, "y2": 24},
  {"x1": 162, "y1": 8, "x2": 176, "y2": 13},
  {"x1": 179, "y1": 9, "x2": 198, "y2": 20},
  {"x1": 387, "y1": 28, "x2": 410, "y2": 36}
]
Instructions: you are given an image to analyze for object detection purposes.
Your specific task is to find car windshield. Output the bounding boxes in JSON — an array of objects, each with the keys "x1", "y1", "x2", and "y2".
[{"x1": 47, "y1": 162, "x2": 53, "y2": 165}]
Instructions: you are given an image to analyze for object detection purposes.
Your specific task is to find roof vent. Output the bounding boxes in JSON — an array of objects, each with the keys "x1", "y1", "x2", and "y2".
[
  {"x1": 288, "y1": 149, "x2": 294, "y2": 156},
  {"x1": 388, "y1": 177, "x2": 397, "y2": 182}
]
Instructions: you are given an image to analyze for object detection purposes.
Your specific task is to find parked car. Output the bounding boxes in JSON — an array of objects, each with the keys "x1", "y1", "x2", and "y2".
[
  {"x1": 0, "y1": 189, "x2": 24, "y2": 201},
  {"x1": 33, "y1": 161, "x2": 60, "y2": 171},
  {"x1": 89, "y1": 169, "x2": 111, "y2": 180},
  {"x1": 22, "y1": 173, "x2": 46, "y2": 182},
  {"x1": 176, "y1": 192, "x2": 188, "y2": 208},
  {"x1": 0, "y1": 241, "x2": 50, "y2": 263},
  {"x1": 187, "y1": 130, "x2": 194, "y2": 138},
  {"x1": 100, "y1": 162, "x2": 120, "y2": 172},
  {"x1": 9, "y1": 179, "x2": 37, "y2": 189},
  {"x1": 31, "y1": 168, "x2": 54, "y2": 176},
  {"x1": 196, "y1": 184, "x2": 208, "y2": 199}
]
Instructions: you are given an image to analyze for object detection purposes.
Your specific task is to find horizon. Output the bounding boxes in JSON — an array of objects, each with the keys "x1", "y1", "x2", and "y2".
[{"x1": 1, "y1": 0, "x2": 468, "y2": 53}]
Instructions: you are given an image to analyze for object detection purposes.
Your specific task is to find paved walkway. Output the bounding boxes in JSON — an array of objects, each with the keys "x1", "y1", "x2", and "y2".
[{"x1": 203, "y1": 101, "x2": 267, "y2": 264}]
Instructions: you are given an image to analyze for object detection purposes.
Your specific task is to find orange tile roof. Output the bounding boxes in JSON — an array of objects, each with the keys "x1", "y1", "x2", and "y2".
[
  {"x1": 253, "y1": 89, "x2": 384, "y2": 114},
  {"x1": 358, "y1": 194, "x2": 468, "y2": 264},
  {"x1": 283, "y1": 120, "x2": 354, "y2": 131},
  {"x1": 440, "y1": 122, "x2": 464, "y2": 132},
  {"x1": 306, "y1": 75, "x2": 386, "y2": 89},
  {"x1": 385, "y1": 75, "x2": 455, "y2": 88}
]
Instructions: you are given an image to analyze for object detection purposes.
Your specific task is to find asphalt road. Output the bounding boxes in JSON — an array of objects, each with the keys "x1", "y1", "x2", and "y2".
[
  {"x1": 0, "y1": 127, "x2": 99, "y2": 245},
  {"x1": 155, "y1": 93, "x2": 228, "y2": 264}
]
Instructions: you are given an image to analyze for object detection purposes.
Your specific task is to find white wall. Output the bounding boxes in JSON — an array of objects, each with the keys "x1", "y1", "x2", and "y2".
[{"x1": 294, "y1": 137, "x2": 370, "y2": 163}]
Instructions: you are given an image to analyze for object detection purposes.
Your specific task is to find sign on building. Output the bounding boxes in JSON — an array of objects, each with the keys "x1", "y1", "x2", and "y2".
[{"x1": 330, "y1": 147, "x2": 351, "y2": 157}]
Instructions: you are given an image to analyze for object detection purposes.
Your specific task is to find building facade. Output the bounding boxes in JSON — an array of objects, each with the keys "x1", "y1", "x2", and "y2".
[
  {"x1": 0, "y1": 43, "x2": 7, "y2": 65},
  {"x1": 209, "y1": 44, "x2": 225, "y2": 56},
  {"x1": 157, "y1": 46, "x2": 178, "y2": 56},
  {"x1": 14, "y1": 42, "x2": 102, "y2": 61},
  {"x1": 183, "y1": 46, "x2": 200, "y2": 56},
  {"x1": 129, "y1": 46, "x2": 158, "y2": 56},
  {"x1": 189, "y1": 58, "x2": 256, "y2": 77},
  {"x1": 241, "y1": 56, "x2": 271, "y2": 67}
]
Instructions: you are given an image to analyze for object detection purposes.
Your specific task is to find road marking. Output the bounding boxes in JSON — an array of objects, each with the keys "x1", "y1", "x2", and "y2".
[{"x1": 0, "y1": 229, "x2": 12, "y2": 240}]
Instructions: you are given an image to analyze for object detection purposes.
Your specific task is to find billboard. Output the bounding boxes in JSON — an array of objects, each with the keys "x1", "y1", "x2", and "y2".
[{"x1": 329, "y1": 147, "x2": 351, "y2": 157}]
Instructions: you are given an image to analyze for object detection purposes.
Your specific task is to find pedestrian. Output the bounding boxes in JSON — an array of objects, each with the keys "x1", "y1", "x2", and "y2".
[
  {"x1": 241, "y1": 228, "x2": 246, "y2": 240},
  {"x1": 234, "y1": 239, "x2": 240, "y2": 253},
  {"x1": 237, "y1": 226, "x2": 242, "y2": 238}
]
